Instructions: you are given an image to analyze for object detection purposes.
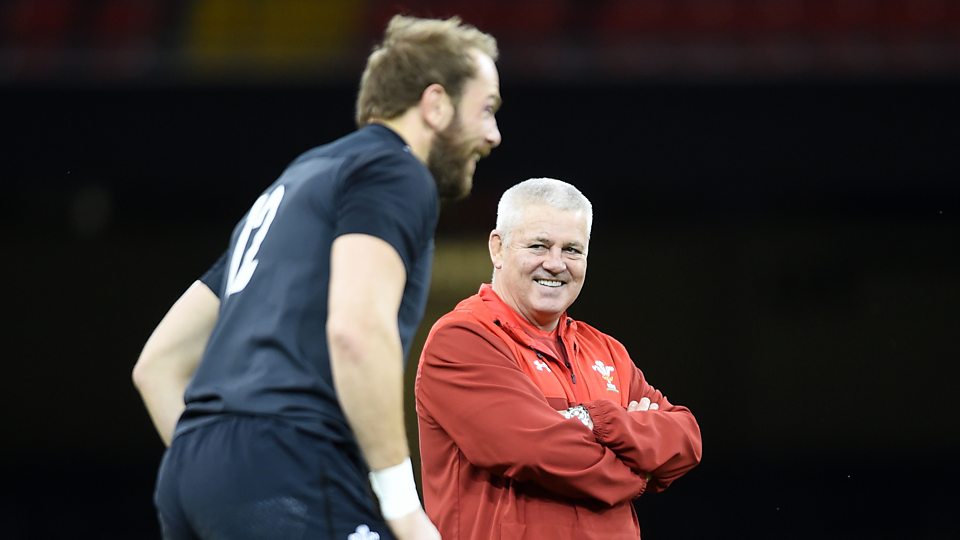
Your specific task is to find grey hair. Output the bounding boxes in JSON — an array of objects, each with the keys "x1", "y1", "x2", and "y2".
[{"x1": 495, "y1": 177, "x2": 593, "y2": 242}]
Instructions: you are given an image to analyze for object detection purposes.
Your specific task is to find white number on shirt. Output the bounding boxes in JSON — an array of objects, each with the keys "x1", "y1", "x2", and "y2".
[{"x1": 225, "y1": 185, "x2": 285, "y2": 296}]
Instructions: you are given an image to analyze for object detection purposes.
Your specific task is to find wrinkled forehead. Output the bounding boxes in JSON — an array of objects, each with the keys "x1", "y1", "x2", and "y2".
[{"x1": 513, "y1": 205, "x2": 590, "y2": 242}]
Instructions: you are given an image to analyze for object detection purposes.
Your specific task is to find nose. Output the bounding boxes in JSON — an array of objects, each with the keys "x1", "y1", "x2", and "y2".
[
  {"x1": 486, "y1": 121, "x2": 502, "y2": 148},
  {"x1": 541, "y1": 247, "x2": 565, "y2": 273}
]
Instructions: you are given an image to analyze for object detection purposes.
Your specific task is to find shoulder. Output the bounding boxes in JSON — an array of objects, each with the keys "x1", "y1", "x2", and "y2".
[
  {"x1": 352, "y1": 149, "x2": 431, "y2": 192},
  {"x1": 571, "y1": 318, "x2": 616, "y2": 343},
  {"x1": 420, "y1": 316, "x2": 522, "y2": 374},
  {"x1": 572, "y1": 319, "x2": 631, "y2": 357},
  {"x1": 340, "y1": 127, "x2": 431, "y2": 185},
  {"x1": 424, "y1": 296, "x2": 514, "y2": 353},
  {"x1": 428, "y1": 295, "x2": 487, "y2": 336},
  {"x1": 293, "y1": 126, "x2": 432, "y2": 191},
  {"x1": 342, "y1": 149, "x2": 436, "y2": 222}
]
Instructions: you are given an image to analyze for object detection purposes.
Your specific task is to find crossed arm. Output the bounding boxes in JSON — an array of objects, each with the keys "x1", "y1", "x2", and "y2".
[
  {"x1": 417, "y1": 322, "x2": 649, "y2": 507},
  {"x1": 417, "y1": 322, "x2": 701, "y2": 504},
  {"x1": 584, "y1": 360, "x2": 703, "y2": 493}
]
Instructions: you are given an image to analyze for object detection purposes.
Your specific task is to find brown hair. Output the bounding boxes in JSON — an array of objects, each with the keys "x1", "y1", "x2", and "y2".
[{"x1": 355, "y1": 15, "x2": 498, "y2": 127}]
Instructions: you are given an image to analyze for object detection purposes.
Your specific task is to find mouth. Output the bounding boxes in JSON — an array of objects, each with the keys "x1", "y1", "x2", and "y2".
[{"x1": 534, "y1": 278, "x2": 564, "y2": 288}]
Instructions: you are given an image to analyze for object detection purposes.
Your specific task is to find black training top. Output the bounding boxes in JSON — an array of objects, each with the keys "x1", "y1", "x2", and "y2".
[{"x1": 177, "y1": 124, "x2": 438, "y2": 445}]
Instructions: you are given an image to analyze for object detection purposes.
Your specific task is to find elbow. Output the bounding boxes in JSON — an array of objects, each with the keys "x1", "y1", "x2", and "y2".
[
  {"x1": 689, "y1": 422, "x2": 704, "y2": 465},
  {"x1": 672, "y1": 423, "x2": 703, "y2": 473},
  {"x1": 327, "y1": 314, "x2": 394, "y2": 367},
  {"x1": 673, "y1": 413, "x2": 704, "y2": 468},
  {"x1": 326, "y1": 319, "x2": 369, "y2": 365},
  {"x1": 132, "y1": 347, "x2": 184, "y2": 394},
  {"x1": 132, "y1": 351, "x2": 158, "y2": 393}
]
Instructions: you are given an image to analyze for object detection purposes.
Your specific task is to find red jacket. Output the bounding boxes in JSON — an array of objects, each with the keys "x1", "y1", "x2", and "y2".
[{"x1": 415, "y1": 285, "x2": 702, "y2": 540}]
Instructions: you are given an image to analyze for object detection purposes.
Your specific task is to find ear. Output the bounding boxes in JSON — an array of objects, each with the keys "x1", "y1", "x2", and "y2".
[
  {"x1": 489, "y1": 230, "x2": 504, "y2": 270},
  {"x1": 419, "y1": 83, "x2": 454, "y2": 132}
]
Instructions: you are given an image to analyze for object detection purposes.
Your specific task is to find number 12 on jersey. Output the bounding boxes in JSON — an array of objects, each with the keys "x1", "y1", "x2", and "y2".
[{"x1": 226, "y1": 185, "x2": 285, "y2": 296}]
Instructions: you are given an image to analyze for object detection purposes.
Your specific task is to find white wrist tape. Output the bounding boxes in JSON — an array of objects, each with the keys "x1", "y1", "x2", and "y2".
[{"x1": 368, "y1": 457, "x2": 421, "y2": 520}]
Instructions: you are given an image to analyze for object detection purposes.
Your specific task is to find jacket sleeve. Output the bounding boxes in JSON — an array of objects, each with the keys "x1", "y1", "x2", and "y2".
[
  {"x1": 416, "y1": 320, "x2": 648, "y2": 506},
  {"x1": 583, "y1": 341, "x2": 702, "y2": 494}
]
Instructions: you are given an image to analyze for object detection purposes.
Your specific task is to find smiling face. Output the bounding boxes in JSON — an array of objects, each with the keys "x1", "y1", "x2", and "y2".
[
  {"x1": 428, "y1": 49, "x2": 502, "y2": 201},
  {"x1": 489, "y1": 204, "x2": 589, "y2": 331}
]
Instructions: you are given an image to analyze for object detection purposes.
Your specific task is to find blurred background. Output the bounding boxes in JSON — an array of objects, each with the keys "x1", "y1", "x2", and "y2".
[{"x1": 3, "y1": 0, "x2": 959, "y2": 538}]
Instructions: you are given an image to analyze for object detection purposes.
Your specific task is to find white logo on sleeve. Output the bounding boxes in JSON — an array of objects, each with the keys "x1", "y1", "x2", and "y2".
[
  {"x1": 348, "y1": 524, "x2": 380, "y2": 540},
  {"x1": 533, "y1": 360, "x2": 551, "y2": 372},
  {"x1": 592, "y1": 360, "x2": 620, "y2": 393}
]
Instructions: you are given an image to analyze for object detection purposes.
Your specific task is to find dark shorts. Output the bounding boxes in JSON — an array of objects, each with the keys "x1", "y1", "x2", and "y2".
[{"x1": 155, "y1": 414, "x2": 394, "y2": 540}]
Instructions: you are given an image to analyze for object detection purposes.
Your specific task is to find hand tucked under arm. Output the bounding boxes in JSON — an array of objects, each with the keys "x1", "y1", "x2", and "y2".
[
  {"x1": 417, "y1": 322, "x2": 648, "y2": 506},
  {"x1": 558, "y1": 405, "x2": 594, "y2": 430}
]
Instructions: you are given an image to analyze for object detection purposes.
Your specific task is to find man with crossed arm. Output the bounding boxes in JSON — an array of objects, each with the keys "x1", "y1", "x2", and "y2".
[{"x1": 416, "y1": 178, "x2": 702, "y2": 539}]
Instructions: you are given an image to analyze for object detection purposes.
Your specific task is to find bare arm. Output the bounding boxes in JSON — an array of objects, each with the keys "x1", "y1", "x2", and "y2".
[
  {"x1": 328, "y1": 233, "x2": 439, "y2": 540},
  {"x1": 327, "y1": 233, "x2": 410, "y2": 470},
  {"x1": 132, "y1": 280, "x2": 220, "y2": 446}
]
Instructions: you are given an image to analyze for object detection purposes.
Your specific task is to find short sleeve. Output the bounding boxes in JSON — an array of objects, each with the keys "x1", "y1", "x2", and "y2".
[
  {"x1": 199, "y1": 251, "x2": 227, "y2": 298},
  {"x1": 335, "y1": 152, "x2": 437, "y2": 274}
]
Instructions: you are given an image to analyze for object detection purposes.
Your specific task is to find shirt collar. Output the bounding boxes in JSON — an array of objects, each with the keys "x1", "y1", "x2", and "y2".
[{"x1": 477, "y1": 283, "x2": 575, "y2": 342}]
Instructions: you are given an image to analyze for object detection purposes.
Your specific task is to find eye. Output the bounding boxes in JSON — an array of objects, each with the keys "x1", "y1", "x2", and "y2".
[
  {"x1": 528, "y1": 243, "x2": 547, "y2": 252},
  {"x1": 563, "y1": 246, "x2": 585, "y2": 258}
]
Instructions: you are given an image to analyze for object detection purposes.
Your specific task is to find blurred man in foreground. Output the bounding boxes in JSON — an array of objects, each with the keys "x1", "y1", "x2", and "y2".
[{"x1": 133, "y1": 15, "x2": 502, "y2": 540}]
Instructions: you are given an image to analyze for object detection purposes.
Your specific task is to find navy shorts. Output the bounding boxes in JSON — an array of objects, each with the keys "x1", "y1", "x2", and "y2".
[{"x1": 155, "y1": 414, "x2": 395, "y2": 540}]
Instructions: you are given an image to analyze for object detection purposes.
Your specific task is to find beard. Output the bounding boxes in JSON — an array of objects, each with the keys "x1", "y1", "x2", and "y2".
[{"x1": 427, "y1": 114, "x2": 478, "y2": 202}]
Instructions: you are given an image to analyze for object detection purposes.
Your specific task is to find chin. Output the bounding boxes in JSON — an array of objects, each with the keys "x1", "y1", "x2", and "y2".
[
  {"x1": 532, "y1": 301, "x2": 565, "y2": 318},
  {"x1": 459, "y1": 175, "x2": 474, "y2": 197},
  {"x1": 449, "y1": 175, "x2": 473, "y2": 202}
]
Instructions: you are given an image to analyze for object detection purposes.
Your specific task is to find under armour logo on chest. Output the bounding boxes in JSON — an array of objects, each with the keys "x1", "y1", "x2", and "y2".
[{"x1": 533, "y1": 359, "x2": 551, "y2": 372}]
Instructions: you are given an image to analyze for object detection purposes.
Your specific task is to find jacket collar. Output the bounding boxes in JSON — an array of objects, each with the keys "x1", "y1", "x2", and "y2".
[{"x1": 476, "y1": 284, "x2": 577, "y2": 349}]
